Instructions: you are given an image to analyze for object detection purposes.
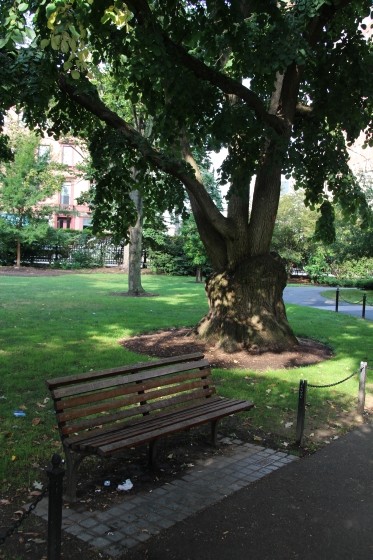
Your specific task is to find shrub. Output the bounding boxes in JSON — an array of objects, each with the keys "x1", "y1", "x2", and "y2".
[{"x1": 334, "y1": 258, "x2": 373, "y2": 280}]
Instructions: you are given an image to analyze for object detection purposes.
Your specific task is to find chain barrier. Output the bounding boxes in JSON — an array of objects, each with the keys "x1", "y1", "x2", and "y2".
[
  {"x1": 334, "y1": 288, "x2": 371, "y2": 318},
  {"x1": 0, "y1": 483, "x2": 49, "y2": 546},
  {"x1": 308, "y1": 369, "x2": 358, "y2": 388},
  {"x1": 338, "y1": 296, "x2": 365, "y2": 305},
  {"x1": 295, "y1": 363, "x2": 368, "y2": 446}
]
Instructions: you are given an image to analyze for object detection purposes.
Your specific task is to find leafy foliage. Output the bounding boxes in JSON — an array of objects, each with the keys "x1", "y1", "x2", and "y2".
[
  {"x1": 0, "y1": 122, "x2": 65, "y2": 264},
  {"x1": 2, "y1": 1, "x2": 371, "y2": 249}
]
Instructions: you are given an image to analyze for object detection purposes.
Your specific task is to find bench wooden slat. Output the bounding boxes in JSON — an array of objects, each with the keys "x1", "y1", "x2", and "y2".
[
  {"x1": 97, "y1": 400, "x2": 253, "y2": 456},
  {"x1": 51, "y1": 359, "x2": 210, "y2": 399},
  {"x1": 55, "y1": 369, "x2": 213, "y2": 412},
  {"x1": 70, "y1": 396, "x2": 223, "y2": 449},
  {"x1": 61, "y1": 387, "x2": 217, "y2": 437},
  {"x1": 46, "y1": 352, "x2": 205, "y2": 389},
  {"x1": 75, "y1": 397, "x2": 250, "y2": 453},
  {"x1": 57, "y1": 378, "x2": 213, "y2": 423}
]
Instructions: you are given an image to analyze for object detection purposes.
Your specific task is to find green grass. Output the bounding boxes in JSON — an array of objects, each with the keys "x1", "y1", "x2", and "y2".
[{"x1": 1, "y1": 272, "x2": 373, "y2": 492}]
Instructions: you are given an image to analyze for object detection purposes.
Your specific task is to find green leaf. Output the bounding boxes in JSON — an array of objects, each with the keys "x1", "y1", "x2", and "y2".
[
  {"x1": 0, "y1": 36, "x2": 9, "y2": 48},
  {"x1": 71, "y1": 70, "x2": 80, "y2": 80},
  {"x1": 18, "y1": 3, "x2": 29, "y2": 12},
  {"x1": 46, "y1": 3, "x2": 56, "y2": 17}
]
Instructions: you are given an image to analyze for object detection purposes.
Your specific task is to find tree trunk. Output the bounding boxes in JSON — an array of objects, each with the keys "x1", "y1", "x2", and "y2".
[
  {"x1": 16, "y1": 238, "x2": 21, "y2": 268},
  {"x1": 196, "y1": 254, "x2": 298, "y2": 352},
  {"x1": 127, "y1": 188, "x2": 145, "y2": 296},
  {"x1": 195, "y1": 267, "x2": 203, "y2": 283}
]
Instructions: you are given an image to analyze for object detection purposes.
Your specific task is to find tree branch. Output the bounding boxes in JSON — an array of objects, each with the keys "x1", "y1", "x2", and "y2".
[
  {"x1": 126, "y1": 0, "x2": 287, "y2": 135},
  {"x1": 295, "y1": 103, "x2": 314, "y2": 117},
  {"x1": 305, "y1": 0, "x2": 357, "y2": 46},
  {"x1": 57, "y1": 75, "x2": 230, "y2": 239}
]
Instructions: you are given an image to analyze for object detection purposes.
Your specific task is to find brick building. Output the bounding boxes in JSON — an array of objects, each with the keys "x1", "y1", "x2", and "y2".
[{"x1": 38, "y1": 136, "x2": 92, "y2": 230}]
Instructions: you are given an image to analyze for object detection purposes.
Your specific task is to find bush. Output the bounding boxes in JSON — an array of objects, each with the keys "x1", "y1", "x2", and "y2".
[
  {"x1": 356, "y1": 278, "x2": 373, "y2": 290},
  {"x1": 148, "y1": 236, "x2": 196, "y2": 276},
  {"x1": 54, "y1": 249, "x2": 102, "y2": 269},
  {"x1": 333, "y1": 258, "x2": 373, "y2": 280},
  {"x1": 304, "y1": 249, "x2": 332, "y2": 282}
]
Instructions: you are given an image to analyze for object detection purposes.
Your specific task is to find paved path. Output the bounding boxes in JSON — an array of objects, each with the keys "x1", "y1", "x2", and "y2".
[
  {"x1": 33, "y1": 437, "x2": 297, "y2": 557},
  {"x1": 284, "y1": 285, "x2": 373, "y2": 321},
  {"x1": 126, "y1": 423, "x2": 373, "y2": 560}
]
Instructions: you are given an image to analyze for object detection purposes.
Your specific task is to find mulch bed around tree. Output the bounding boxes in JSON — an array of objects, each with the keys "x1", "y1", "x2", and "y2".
[{"x1": 121, "y1": 328, "x2": 333, "y2": 371}]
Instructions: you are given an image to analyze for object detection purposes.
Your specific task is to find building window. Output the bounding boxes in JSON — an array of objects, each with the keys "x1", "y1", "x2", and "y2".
[
  {"x1": 82, "y1": 217, "x2": 92, "y2": 229},
  {"x1": 60, "y1": 183, "x2": 71, "y2": 206},
  {"x1": 62, "y1": 145, "x2": 74, "y2": 166},
  {"x1": 57, "y1": 217, "x2": 71, "y2": 229},
  {"x1": 38, "y1": 145, "x2": 50, "y2": 160}
]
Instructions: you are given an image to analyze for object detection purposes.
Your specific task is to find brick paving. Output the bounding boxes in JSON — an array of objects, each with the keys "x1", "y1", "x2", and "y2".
[{"x1": 33, "y1": 438, "x2": 298, "y2": 557}]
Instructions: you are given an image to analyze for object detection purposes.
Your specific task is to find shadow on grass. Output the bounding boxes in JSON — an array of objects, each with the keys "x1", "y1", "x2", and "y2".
[{"x1": 0, "y1": 273, "x2": 372, "y2": 488}]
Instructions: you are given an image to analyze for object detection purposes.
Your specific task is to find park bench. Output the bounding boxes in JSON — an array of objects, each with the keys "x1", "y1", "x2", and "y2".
[{"x1": 46, "y1": 352, "x2": 253, "y2": 502}]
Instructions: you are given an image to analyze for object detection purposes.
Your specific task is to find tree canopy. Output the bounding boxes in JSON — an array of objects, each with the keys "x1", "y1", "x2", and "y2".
[{"x1": 1, "y1": 0, "x2": 372, "y2": 350}]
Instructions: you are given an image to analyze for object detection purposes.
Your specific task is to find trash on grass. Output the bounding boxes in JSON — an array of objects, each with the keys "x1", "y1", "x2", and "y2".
[
  {"x1": 103, "y1": 480, "x2": 111, "y2": 487},
  {"x1": 117, "y1": 479, "x2": 133, "y2": 492},
  {"x1": 13, "y1": 410, "x2": 26, "y2": 417}
]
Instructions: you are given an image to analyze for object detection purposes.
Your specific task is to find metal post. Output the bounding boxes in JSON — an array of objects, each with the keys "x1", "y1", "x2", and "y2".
[
  {"x1": 335, "y1": 287, "x2": 339, "y2": 312},
  {"x1": 357, "y1": 362, "x2": 368, "y2": 415},
  {"x1": 46, "y1": 454, "x2": 65, "y2": 560},
  {"x1": 295, "y1": 380, "x2": 308, "y2": 446},
  {"x1": 362, "y1": 294, "x2": 366, "y2": 319}
]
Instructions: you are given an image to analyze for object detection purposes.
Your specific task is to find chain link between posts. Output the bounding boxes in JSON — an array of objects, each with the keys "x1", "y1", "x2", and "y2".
[
  {"x1": 307, "y1": 369, "x2": 358, "y2": 388},
  {"x1": 0, "y1": 483, "x2": 49, "y2": 546}
]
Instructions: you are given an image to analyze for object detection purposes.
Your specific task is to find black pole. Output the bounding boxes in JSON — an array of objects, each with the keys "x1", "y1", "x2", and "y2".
[
  {"x1": 335, "y1": 287, "x2": 339, "y2": 313},
  {"x1": 362, "y1": 294, "x2": 366, "y2": 319},
  {"x1": 46, "y1": 454, "x2": 65, "y2": 560},
  {"x1": 295, "y1": 380, "x2": 308, "y2": 446}
]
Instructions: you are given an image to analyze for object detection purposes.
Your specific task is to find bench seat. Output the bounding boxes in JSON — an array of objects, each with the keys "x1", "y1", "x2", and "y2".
[{"x1": 46, "y1": 352, "x2": 253, "y2": 502}]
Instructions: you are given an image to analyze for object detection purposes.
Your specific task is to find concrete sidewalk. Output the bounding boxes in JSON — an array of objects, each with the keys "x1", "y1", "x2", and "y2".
[{"x1": 126, "y1": 423, "x2": 373, "y2": 560}]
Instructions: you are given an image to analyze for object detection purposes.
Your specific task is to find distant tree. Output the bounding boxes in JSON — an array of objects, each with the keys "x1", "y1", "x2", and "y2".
[
  {"x1": 271, "y1": 189, "x2": 318, "y2": 270},
  {"x1": 0, "y1": 123, "x2": 64, "y2": 266},
  {"x1": 182, "y1": 167, "x2": 223, "y2": 282}
]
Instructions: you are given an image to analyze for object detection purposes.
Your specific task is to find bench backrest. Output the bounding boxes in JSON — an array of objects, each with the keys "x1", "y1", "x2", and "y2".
[{"x1": 46, "y1": 353, "x2": 214, "y2": 442}]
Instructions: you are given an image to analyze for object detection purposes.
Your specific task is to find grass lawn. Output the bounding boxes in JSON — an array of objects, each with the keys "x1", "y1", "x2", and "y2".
[{"x1": 1, "y1": 271, "x2": 373, "y2": 493}]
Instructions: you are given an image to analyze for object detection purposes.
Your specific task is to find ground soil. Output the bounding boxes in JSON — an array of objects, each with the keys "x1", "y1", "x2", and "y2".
[
  {"x1": 121, "y1": 328, "x2": 333, "y2": 371},
  {"x1": 0, "y1": 266, "x2": 353, "y2": 560}
]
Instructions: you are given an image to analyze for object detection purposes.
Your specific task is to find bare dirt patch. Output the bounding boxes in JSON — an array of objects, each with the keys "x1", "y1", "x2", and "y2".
[
  {"x1": 121, "y1": 327, "x2": 333, "y2": 371},
  {"x1": 0, "y1": 265, "x2": 128, "y2": 277},
  {"x1": 0, "y1": 265, "x2": 74, "y2": 277}
]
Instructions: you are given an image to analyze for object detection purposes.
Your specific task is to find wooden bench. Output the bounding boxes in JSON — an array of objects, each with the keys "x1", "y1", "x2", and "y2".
[{"x1": 46, "y1": 352, "x2": 253, "y2": 502}]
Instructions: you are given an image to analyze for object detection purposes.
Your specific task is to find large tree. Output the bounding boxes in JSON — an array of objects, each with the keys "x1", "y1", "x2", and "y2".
[{"x1": 1, "y1": 0, "x2": 372, "y2": 351}]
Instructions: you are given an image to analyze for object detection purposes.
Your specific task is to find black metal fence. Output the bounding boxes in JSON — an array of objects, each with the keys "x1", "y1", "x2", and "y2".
[{"x1": 28, "y1": 239, "x2": 125, "y2": 267}]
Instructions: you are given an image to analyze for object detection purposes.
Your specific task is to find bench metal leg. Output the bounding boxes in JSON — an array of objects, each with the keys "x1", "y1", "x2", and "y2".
[
  {"x1": 211, "y1": 420, "x2": 219, "y2": 447},
  {"x1": 63, "y1": 447, "x2": 84, "y2": 503},
  {"x1": 149, "y1": 440, "x2": 159, "y2": 467}
]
